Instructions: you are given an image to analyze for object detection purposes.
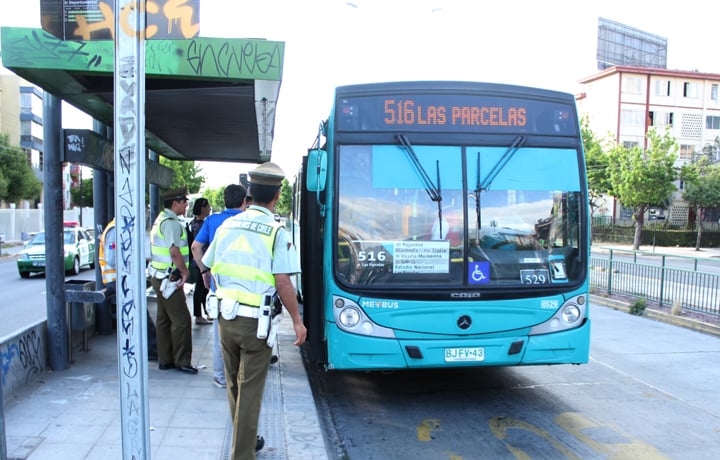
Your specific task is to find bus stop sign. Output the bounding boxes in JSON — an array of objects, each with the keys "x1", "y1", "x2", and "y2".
[{"x1": 40, "y1": 0, "x2": 200, "y2": 41}]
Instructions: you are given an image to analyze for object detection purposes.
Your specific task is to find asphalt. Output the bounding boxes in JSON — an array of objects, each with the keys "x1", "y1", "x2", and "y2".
[
  {"x1": 1, "y1": 242, "x2": 719, "y2": 460},
  {"x1": 2, "y1": 287, "x2": 329, "y2": 460}
]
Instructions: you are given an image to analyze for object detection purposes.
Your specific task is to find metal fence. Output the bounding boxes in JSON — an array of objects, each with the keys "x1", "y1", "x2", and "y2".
[
  {"x1": 590, "y1": 248, "x2": 720, "y2": 316},
  {"x1": 0, "y1": 207, "x2": 95, "y2": 242}
]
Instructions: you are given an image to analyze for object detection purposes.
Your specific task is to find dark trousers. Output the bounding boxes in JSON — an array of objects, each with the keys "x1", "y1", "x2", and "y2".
[
  {"x1": 219, "y1": 316, "x2": 272, "y2": 460},
  {"x1": 150, "y1": 277, "x2": 193, "y2": 367},
  {"x1": 193, "y1": 271, "x2": 210, "y2": 318}
]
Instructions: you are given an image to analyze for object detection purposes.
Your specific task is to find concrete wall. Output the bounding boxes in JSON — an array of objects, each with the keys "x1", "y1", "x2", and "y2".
[{"x1": 0, "y1": 321, "x2": 47, "y2": 403}]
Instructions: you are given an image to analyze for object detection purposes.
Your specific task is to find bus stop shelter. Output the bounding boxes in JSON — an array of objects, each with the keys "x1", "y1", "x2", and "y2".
[
  {"x1": 1, "y1": 26, "x2": 284, "y2": 164},
  {"x1": 0, "y1": 25, "x2": 284, "y2": 359}
]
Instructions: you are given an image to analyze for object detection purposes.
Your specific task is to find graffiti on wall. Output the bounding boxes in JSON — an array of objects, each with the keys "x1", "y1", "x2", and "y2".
[
  {"x1": 1, "y1": 329, "x2": 44, "y2": 388},
  {"x1": 41, "y1": 0, "x2": 200, "y2": 41},
  {"x1": 1, "y1": 27, "x2": 284, "y2": 81}
]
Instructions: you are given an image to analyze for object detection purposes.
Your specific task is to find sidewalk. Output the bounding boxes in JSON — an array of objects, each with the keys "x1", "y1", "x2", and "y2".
[
  {"x1": 2, "y1": 300, "x2": 329, "y2": 460},
  {"x1": 592, "y1": 243, "x2": 720, "y2": 259}
]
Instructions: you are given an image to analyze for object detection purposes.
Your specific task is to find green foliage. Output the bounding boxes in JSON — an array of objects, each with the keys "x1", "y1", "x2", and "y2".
[
  {"x1": 275, "y1": 179, "x2": 292, "y2": 216},
  {"x1": 582, "y1": 117, "x2": 612, "y2": 215},
  {"x1": 606, "y1": 127, "x2": 678, "y2": 249},
  {"x1": 159, "y1": 157, "x2": 205, "y2": 195},
  {"x1": 70, "y1": 175, "x2": 94, "y2": 207},
  {"x1": 203, "y1": 186, "x2": 226, "y2": 211},
  {"x1": 629, "y1": 298, "x2": 647, "y2": 316},
  {"x1": 679, "y1": 142, "x2": 720, "y2": 249},
  {"x1": 0, "y1": 133, "x2": 42, "y2": 204}
]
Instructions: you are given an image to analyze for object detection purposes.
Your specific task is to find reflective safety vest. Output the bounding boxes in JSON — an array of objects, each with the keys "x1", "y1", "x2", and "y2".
[
  {"x1": 98, "y1": 218, "x2": 116, "y2": 285},
  {"x1": 149, "y1": 209, "x2": 189, "y2": 271},
  {"x1": 211, "y1": 209, "x2": 282, "y2": 307}
]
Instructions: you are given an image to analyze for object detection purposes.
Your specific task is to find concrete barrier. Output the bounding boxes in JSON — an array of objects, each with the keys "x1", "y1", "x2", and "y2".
[{"x1": 1, "y1": 321, "x2": 47, "y2": 404}]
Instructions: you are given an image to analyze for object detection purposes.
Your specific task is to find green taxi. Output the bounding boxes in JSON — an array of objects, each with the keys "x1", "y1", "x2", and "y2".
[{"x1": 17, "y1": 222, "x2": 96, "y2": 278}]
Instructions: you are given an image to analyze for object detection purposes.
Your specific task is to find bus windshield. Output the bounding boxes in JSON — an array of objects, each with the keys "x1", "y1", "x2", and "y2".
[{"x1": 336, "y1": 143, "x2": 583, "y2": 289}]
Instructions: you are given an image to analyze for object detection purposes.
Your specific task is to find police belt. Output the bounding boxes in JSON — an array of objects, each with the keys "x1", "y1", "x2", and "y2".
[
  {"x1": 147, "y1": 266, "x2": 169, "y2": 279},
  {"x1": 219, "y1": 299, "x2": 260, "y2": 319}
]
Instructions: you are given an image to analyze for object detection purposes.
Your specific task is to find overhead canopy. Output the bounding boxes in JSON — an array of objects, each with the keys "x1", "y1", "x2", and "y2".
[{"x1": 0, "y1": 27, "x2": 284, "y2": 164}]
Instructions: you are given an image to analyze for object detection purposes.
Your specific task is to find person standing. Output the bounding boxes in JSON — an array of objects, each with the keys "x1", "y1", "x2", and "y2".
[
  {"x1": 98, "y1": 217, "x2": 158, "y2": 361},
  {"x1": 189, "y1": 197, "x2": 212, "y2": 325},
  {"x1": 191, "y1": 184, "x2": 248, "y2": 389},
  {"x1": 148, "y1": 186, "x2": 197, "y2": 375},
  {"x1": 202, "y1": 163, "x2": 307, "y2": 459}
]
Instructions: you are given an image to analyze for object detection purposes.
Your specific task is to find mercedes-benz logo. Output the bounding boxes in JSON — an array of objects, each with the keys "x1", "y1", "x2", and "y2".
[{"x1": 457, "y1": 315, "x2": 472, "y2": 330}]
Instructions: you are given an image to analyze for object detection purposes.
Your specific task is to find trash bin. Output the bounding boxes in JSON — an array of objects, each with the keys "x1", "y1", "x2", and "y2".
[{"x1": 65, "y1": 280, "x2": 97, "y2": 332}]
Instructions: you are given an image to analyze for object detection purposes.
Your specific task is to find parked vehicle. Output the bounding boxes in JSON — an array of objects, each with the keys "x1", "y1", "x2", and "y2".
[{"x1": 16, "y1": 222, "x2": 95, "y2": 278}]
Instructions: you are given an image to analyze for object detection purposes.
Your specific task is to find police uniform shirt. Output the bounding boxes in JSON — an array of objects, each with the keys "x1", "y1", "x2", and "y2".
[
  {"x1": 242, "y1": 206, "x2": 299, "y2": 276},
  {"x1": 203, "y1": 205, "x2": 299, "y2": 279},
  {"x1": 159, "y1": 208, "x2": 185, "y2": 249}
]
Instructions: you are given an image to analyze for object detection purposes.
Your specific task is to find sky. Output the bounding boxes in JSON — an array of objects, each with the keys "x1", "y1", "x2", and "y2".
[{"x1": 2, "y1": 0, "x2": 719, "y2": 190}]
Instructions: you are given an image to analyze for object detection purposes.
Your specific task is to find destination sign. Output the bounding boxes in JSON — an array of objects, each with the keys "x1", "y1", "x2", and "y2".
[{"x1": 336, "y1": 94, "x2": 577, "y2": 136}]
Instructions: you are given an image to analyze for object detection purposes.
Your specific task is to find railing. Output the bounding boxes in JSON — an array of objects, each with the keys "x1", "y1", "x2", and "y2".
[{"x1": 590, "y1": 248, "x2": 720, "y2": 316}]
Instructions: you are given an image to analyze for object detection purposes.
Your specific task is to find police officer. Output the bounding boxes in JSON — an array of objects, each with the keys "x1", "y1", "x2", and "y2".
[
  {"x1": 148, "y1": 186, "x2": 197, "y2": 374},
  {"x1": 202, "y1": 163, "x2": 307, "y2": 459}
]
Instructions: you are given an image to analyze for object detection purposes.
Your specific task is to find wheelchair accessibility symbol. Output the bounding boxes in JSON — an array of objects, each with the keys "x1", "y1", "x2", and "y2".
[{"x1": 468, "y1": 262, "x2": 490, "y2": 284}]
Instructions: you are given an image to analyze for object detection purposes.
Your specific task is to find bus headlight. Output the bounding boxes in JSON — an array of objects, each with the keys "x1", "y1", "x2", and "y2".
[
  {"x1": 332, "y1": 295, "x2": 396, "y2": 338},
  {"x1": 338, "y1": 307, "x2": 360, "y2": 328},
  {"x1": 529, "y1": 295, "x2": 587, "y2": 335},
  {"x1": 561, "y1": 304, "x2": 581, "y2": 324}
]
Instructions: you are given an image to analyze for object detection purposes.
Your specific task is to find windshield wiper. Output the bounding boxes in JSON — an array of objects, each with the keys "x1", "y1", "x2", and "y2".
[
  {"x1": 396, "y1": 135, "x2": 444, "y2": 237},
  {"x1": 479, "y1": 135, "x2": 525, "y2": 191},
  {"x1": 473, "y1": 136, "x2": 526, "y2": 240}
]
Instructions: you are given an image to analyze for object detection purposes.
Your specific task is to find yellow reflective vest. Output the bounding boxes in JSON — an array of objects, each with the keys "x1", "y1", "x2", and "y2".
[
  {"x1": 149, "y1": 209, "x2": 189, "y2": 272},
  {"x1": 98, "y1": 218, "x2": 116, "y2": 285},
  {"x1": 209, "y1": 209, "x2": 282, "y2": 307}
]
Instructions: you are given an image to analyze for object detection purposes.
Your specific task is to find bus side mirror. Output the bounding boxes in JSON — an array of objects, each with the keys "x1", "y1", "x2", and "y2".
[{"x1": 306, "y1": 148, "x2": 327, "y2": 192}]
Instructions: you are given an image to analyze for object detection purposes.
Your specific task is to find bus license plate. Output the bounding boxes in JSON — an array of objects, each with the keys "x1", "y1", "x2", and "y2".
[{"x1": 444, "y1": 347, "x2": 485, "y2": 362}]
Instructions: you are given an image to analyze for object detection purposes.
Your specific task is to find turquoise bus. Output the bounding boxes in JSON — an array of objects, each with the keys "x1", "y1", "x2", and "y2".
[{"x1": 295, "y1": 81, "x2": 590, "y2": 371}]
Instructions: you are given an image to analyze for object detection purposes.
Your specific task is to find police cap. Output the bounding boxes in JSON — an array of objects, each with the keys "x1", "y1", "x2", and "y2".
[
  {"x1": 161, "y1": 186, "x2": 188, "y2": 201},
  {"x1": 249, "y1": 162, "x2": 285, "y2": 186}
]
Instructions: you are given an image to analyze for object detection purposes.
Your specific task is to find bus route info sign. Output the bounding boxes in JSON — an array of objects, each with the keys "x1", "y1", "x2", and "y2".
[
  {"x1": 392, "y1": 241, "x2": 449, "y2": 274},
  {"x1": 40, "y1": 0, "x2": 200, "y2": 41}
]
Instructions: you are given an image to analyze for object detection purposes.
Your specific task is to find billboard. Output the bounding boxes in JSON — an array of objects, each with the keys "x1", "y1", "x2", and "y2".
[
  {"x1": 597, "y1": 17, "x2": 667, "y2": 70},
  {"x1": 41, "y1": 0, "x2": 199, "y2": 41}
]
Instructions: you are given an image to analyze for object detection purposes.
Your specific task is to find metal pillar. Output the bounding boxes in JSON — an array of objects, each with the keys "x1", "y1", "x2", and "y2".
[
  {"x1": 149, "y1": 150, "x2": 159, "y2": 226},
  {"x1": 114, "y1": 1, "x2": 151, "y2": 457},
  {"x1": 93, "y1": 120, "x2": 113, "y2": 335},
  {"x1": 44, "y1": 92, "x2": 69, "y2": 371}
]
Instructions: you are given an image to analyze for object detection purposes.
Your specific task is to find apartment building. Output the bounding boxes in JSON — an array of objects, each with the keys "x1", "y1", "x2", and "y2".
[{"x1": 576, "y1": 65, "x2": 720, "y2": 226}]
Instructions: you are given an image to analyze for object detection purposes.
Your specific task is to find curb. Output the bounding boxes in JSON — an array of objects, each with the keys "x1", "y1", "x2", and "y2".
[{"x1": 591, "y1": 294, "x2": 720, "y2": 338}]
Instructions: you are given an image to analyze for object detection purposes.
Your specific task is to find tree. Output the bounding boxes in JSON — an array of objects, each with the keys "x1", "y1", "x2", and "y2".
[
  {"x1": 582, "y1": 117, "x2": 612, "y2": 219},
  {"x1": 159, "y1": 157, "x2": 205, "y2": 195},
  {"x1": 606, "y1": 127, "x2": 678, "y2": 250},
  {"x1": 0, "y1": 133, "x2": 42, "y2": 205},
  {"x1": 203, "y1": 186, "x2": 226, "y2": 211},
  {"x1": 70, "y1": 175, "x2": 94, "y2": 207},
  {"x1": 274, "y1": 178, "x2": 292, "y2": 217},
  {"x1": 680, "y1": 151, "x2": 720, "y2": 250}
]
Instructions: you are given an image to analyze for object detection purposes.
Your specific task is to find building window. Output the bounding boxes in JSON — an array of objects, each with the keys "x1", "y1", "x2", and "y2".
[
  {"x1": 649, "y1": 111, "x2": 673, "y2": 127},
  {"x1": 679, "y1": 144, "x2": 696, "y2": 160},
  {"x1": 622, "y1": 141, "x2": 638, "y2": 149},
  {"x1": 683, "y1": 82, "x2": 698, "y2": 98},
  {"x1": 707, "y1": 116, "x2": 720, "y2": 130},
  {"x1": 653, "y1": 79, "x2": 671, "y2": 96},
  {"x1": 623, "y1": 77, "x2": 643, "y2": 94},
  {"x1": 712, "y1": 84, "x2": 718, "y2": 101},
  {"x1": 621, "y1": 109, "x2": 644, "y2": 126}
]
